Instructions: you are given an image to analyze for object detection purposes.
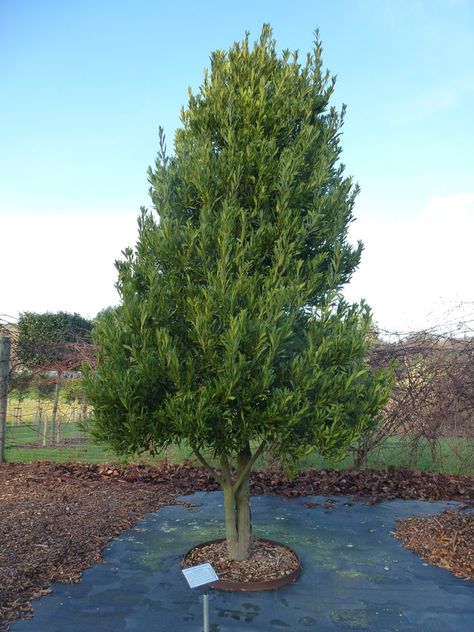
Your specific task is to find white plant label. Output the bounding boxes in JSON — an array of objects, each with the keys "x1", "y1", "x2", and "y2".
[{"x1": 182, "y1": 563, "x2": 219, "y2": 589}]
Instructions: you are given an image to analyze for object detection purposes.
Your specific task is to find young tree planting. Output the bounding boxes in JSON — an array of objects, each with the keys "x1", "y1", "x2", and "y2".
[
  {"x1": 84, "y1": 26, "x2": 392, "y2": 560},
  {"x1": 17, "y1": 312, "x2": 93, "y2": 443}
]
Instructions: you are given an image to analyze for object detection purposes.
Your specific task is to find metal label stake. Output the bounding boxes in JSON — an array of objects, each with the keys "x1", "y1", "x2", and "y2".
[
  {"x1": 182, "y1": 563, "x2": 219, "y2": 632},
  {"x1": 203, "y1": 587, "x2": 209, "y2": 632}
]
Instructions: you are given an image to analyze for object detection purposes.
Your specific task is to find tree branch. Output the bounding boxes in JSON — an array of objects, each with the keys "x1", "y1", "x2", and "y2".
[{"x1": 191, "y1": 446, "x2": 221, "y2": 483}]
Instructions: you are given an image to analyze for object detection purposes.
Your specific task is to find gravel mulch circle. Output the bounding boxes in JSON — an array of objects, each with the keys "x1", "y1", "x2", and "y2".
[
  {"x1": 182, "y1": 538, "x2": 300, "y2": 584},
  {"x1": 393, "y1": 508, "x2": 474, "y2": 581},
  {"x1": 0, "y1": 461, "x2": 473, "y2": 631}
]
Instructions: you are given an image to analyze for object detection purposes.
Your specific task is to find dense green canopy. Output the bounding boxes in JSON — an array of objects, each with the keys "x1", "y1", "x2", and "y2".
[{"x1": 84, "y1": 26, "x2": 392, "y2": 559}]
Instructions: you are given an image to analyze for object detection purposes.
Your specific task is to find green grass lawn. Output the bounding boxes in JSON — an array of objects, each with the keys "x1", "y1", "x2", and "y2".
[
  {"x1": 370, "y1": 435, "x2": 473, "y2": 475},
  {"x1": 4, "y1": 422, "x2": 112, "y2": 463},
  {"x1": 4, "y1": 422, "x2": 473, "y2": 475},
  {"x1": 299, "y1": 436, "x2": 474, "y2": 476},
  {"x1": 4, "y1": 422, "x2": 197, "y2": 465}
]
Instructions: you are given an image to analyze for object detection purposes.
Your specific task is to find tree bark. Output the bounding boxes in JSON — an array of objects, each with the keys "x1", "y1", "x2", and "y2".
[
  {"x1": 193, "y1": 441, "x2": 266, "y2": 562},
  {"x1": 235, "y1": 445, "x2": 252, "y2": 558},
  {"x1": 222, "y1": 444, "x2": 253, "y2": 561},
  {"x1": 223, "y1": 481, "x2": 238, "y2": 557}
]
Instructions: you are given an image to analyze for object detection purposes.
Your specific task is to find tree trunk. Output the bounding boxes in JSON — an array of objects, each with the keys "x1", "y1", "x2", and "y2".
[
  {"x1": 353, "y1": 441, "x2": 368, "y2": 469},
  {"x1": 51, "y1": 378, "x2": 61, "y2": 444},
  {"x1": 42, "y1": 405, "x2": 49, "y2": 447},
  {"x1": 80, "y1": 402, "x2": 88, "y2": 423},
  {"x1": 34, "y1": 405, "x2": 42, "y2": 444},
  {"x1": 0, "y1": 335, "x2": 11, "y2": 463},
  {"x1": 222, "y1": 445, "x2": 252, "y2": 561},
  {"x1": 55, "y1": 414, "x2": 63, "y2": 444}
]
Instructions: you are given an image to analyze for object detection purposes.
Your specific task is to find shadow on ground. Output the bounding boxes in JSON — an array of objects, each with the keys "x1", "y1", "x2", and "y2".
[{"x1": 11, "y1": 493, "x2": 474, "y2": 631}]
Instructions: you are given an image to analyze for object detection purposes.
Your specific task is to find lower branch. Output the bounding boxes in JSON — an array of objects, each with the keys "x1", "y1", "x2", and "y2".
[{"x1": 191, "y1": 446, "x2": 221, "y2": 483}]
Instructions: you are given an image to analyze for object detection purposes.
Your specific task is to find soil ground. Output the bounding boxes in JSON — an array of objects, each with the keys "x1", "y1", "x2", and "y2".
[{"x1": 0, "y1": 461, "x2": 473, "y2": 631}]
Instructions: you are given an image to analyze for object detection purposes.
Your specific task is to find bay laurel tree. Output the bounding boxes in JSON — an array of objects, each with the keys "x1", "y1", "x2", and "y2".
[{"x1": 84, "y1": 25, "x2": 392, "y2": 561}]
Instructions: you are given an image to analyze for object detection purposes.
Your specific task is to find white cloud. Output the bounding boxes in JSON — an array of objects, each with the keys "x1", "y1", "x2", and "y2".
[
  {"x1": 346, "y1": 193, "x2": 474, "y2": 333},
  {"x1": 3, "y1": 196, "x2": 474, "y2": 335},
  {"x1": 0, "y1": 212, "x2": 139, "y2": 320}
]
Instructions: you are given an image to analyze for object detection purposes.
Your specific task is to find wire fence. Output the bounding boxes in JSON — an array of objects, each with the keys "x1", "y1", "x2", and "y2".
[
  {"x1": 0, "y1": 314, "x2": 96, "y2": 461},
  {"x1": 5, "y1": 395, "x2": 90, "y2": 449},
  {"x1": 1, "y1": 307, "x2": 474, "y2": 472}
]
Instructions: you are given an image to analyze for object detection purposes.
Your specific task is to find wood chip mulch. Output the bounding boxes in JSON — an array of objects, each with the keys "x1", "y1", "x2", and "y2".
[
  {"x1": 182, "y1": 538, "x2": 300, "y2": 583},
  {"x1": 0, "y1": 461, "x2": 473, "y2": 631},
  {"x1": 393, "y1": 509, "x2": 474, "y2": 581}
]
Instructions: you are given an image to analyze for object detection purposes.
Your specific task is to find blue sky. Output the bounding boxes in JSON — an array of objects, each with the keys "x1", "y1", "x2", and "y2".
[{"x1": 1, "y1": 0, "x2": 473, "y2": 332}]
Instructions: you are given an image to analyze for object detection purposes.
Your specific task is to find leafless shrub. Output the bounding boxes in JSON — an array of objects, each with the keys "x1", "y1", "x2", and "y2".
[{"x1": 353, "y1": 318, "x2": 474, "y2": 472}]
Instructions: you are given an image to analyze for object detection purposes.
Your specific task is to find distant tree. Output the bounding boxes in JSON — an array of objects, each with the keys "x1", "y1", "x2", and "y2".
[
  {"x1": 84, "y1": 26, "x2": 392, "y2": 561},
  {"x1": 17, "y1": 311, "x2": 92, "y2": 370},
  {"x1": 17, "y1": 311, "x2": 93, "y2": 443}
]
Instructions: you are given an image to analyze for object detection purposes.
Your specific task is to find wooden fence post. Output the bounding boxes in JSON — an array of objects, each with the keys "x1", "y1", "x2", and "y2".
[
  {"x1": 34, "y1": 405, "x2": 43, "y2": 445},
  {"x1": 51, "y1": 378, "x2": 60, "y2": 445},
  {"x1": 42, "y1": 406, "x2": 49, "y2": 447},
  {"x1": 0, "y1": 335, "x2": 11, "y2": 463}
]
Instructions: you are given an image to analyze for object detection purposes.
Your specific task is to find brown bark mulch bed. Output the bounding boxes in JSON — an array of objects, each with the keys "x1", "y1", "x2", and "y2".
[
  {"x1": 0, "y1": 461, "x2": 473, "y2": 631},
  {"x1": 393, "y1": 509, "x2": 474, "y2": 581}
]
